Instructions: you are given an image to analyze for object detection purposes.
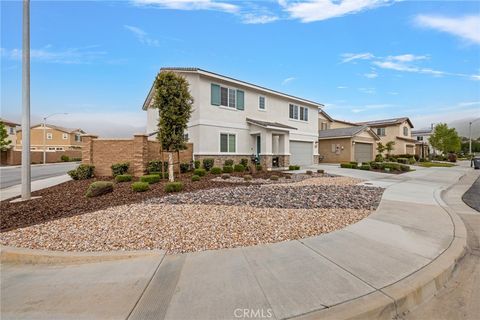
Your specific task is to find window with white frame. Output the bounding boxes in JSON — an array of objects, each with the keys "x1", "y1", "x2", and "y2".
[
  {"x1": 403, "y1": 126, "x2": 409, "y2": 136},
  {"x1": 259, "y1": 96, "x2": 265, "y2": 110},
  {"x1": 75, "y1": 134, "x2": 81, "y2": 142},
  {"x1": 417, "y1": 136, "x2": 423, "y2": 141},
  {"x1": 62, "y1": 133, "x2": 68, "y2": 140},
  {"x1": 9, "y1": 127, "x2": 14, "y2": 135},
  {"x1": 47, "y1": 133, "x2": 53, "y2": 140},
  {"x1": 289, "y1": 104, "x2": 308, "y2": 121},
  {"x1": 220, "y1": 133, "x2": 236, "y2": 153},
  {"x1": 376, "y1": 128, "x2": 386, "y2": 136},
  {"x1": 220, "y1": 86, "x2": 237, "y2": 108}
]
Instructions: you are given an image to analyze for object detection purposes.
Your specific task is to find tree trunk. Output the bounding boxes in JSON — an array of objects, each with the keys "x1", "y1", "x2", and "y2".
[
  {"x1": 177, "y1": 150, "x2": 181, "y2": 177},
  {"x1": 168, "y1": 152, "x2": 174, "y2": 182},
  {"x1": 160, "y1": 148, "x2": 165, "y2": 179}
]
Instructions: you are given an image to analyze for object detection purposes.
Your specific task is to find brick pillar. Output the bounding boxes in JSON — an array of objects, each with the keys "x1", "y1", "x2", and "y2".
[
  {"x1": 81, "y1": 135, "x2": 98, "y2": 165},
  {"x1": 133, "y1": 134, "x2": 148, "y2": 176}
]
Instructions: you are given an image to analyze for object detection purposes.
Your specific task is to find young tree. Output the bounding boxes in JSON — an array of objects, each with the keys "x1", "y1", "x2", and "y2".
[
  {"x1": 152, "y1": 71, "x2": 193, "y2": 182},
  {"x1": 385, "y1": 141, "x2": 395, "y2": 156},
  {"x1": 376, "y1": 142, "x2": 385, "y2": 155},
  {"x1": 0, "y1": 122, "x2": 12, "y2": 152},
  {"x1": 429, "y1": 123, "x2": 461, "y2": 155}
]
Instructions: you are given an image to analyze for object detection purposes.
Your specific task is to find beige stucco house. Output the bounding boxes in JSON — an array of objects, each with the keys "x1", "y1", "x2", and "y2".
[
  {"x1": 357, "y1": 117, "x2": 417, "y2": 155},
  {"x1": 144, "y1": 67, "x2": 323, "y2": 169},
  {"x1": 0, "y1": 118, "x2": 19, "y2": 149},
  {"x1": 16, "y1": 124, "x2": 85, "y2": 151}
]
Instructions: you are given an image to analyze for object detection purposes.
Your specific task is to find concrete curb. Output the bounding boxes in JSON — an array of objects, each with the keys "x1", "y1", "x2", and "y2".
[{"x1": 0, "y1": 246, "x2": 164, "y2": 265}]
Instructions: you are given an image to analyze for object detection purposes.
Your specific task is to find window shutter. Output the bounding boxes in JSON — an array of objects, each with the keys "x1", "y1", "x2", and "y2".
[
  {"x1": 305, "y1": 108, "x2": 308, "y2": 121},
  {"x1": 236, "y1": 90, "x2": 244, "y2": 110},
  {"x1": 211, "y1": 84, "x2": 220, "y2": 106}
]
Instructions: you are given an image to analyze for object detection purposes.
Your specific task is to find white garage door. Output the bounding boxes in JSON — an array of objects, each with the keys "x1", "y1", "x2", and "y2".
[
  {"x1": 290, "y1": 141, "x2": 313, "y2": 166},
  {"x1": 354, "y1": 143, "x2": 373, "y2": 163}
]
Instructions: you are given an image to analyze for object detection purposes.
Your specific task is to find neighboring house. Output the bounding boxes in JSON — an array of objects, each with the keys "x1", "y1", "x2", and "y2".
[
  {"x1": 317, "y1": 111, "x2": 379, "y2": 163},
  {"x1": 143, "y1": 67, "x2": 323, "y2": 169},
  {"x1": 412, "y1": 128, "x2": 436, "y2": 158},
  {"x1": 0, "y1": 118, "x2": 19, "y2": 148},
  {"x1": 16, "y1": 124, "x2": 85, "y2": 151},
  {"x1": 356, "y1": 117, "x2": 417, "y2": 155}
]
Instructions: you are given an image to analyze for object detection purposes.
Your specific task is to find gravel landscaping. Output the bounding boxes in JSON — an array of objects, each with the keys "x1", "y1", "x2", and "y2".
[{"x1": 0, "y1": 175, "x2": 384, "y2": 254}]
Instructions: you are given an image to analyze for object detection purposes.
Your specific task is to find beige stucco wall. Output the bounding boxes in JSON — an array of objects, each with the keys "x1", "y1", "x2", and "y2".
[
  {"x1": 319, "y1": 138, "x2": 352, "y2": 163},
  {"x1": 330, "y1": 121, "x2": 357, "y2": 129},
  {"x1": 373, "y1": 120, "x2": 415, "y2": 155},
  {"x1": 4, "y1": 124, "x2": 17, "y2": 148},
  {"x1": 16, "y1": 126, "x2": 83, "y2": 151}
]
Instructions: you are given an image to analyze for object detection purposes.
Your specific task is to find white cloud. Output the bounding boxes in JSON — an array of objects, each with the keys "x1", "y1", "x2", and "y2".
[
  {"x1": 124, "y1": 25, "x2": 160, "y2": 47},
  {"x1": 351, "y1": 104, "x2": 393, "y2": 113},
  {"x1": 242, "y1": 13, "x2": 279, "y2": 24},
  {"x1": 458, "y1": 101, "x2": 480, "y2": 107},
  {"x1": 279, "y1": 0, "x2": 395, "y2": 23},
  {"x1": 337, "y1": 86, "x2": 348, "y2": 89},
  {"x1": 387, "y1": 54, "x2": 428, "y2": 62},
  {"x1": 364, "y1": 71, "x2": 378, "y2": 78},
  {"x1": 1, "y1": 45, "x2": 106, "y2": 64},
  {"x1": 132, "y1": 0, "x2": 239, "y2": 13},
  {"x1": 358, "y1": 87, "x2": 376, "y2": 94},
  {"x1": 341, "y1": 52, "x2": 374, "y2": 63},
  {"x1": 471, "y1": 75, "x2": 480, "y2": 81},
  {"x1": 415, "y1": 14, "x2": 480, "y2": 44},
  {"x1": 282, "y1": 77, "x2": 296, "y2": 85}
]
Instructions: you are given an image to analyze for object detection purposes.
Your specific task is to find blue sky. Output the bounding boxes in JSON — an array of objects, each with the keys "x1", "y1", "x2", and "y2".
[{"x1": 1, "y1": 0, "x2": 479, "y2": 137}]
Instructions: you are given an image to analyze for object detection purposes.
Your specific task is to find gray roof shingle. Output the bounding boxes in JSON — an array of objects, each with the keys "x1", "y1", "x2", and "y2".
[{"x1": 318, "y1": 125, "x2": 371, "y2": 139}]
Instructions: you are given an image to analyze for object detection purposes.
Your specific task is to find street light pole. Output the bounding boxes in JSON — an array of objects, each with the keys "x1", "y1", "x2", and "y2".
[
  {"x1": 43, "y1": 113, "x2": 68, "y2": 164},
  {"x1": 21, "y1": 0, "x2": 31, "y2": 200},
  {"x1": 469, "y1": 118, "x2": 480, "y2": 156}
]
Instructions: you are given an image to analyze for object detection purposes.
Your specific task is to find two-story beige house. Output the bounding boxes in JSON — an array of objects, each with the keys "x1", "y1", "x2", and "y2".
[
  {"x1": 16, "y1": 124, "x2": 85, "y2": 151},
  {"x1": 0, "y1": 118, "x2": 19, "y2": 149}
]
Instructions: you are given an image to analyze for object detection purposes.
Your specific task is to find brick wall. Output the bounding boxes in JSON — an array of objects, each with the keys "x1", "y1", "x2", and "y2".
[
  {"x1": 82, "y1": 134, "x2": 193, "y2": 177},
  {"x1": 0, "y1": 149, "x2": 82, "y2": 166}
]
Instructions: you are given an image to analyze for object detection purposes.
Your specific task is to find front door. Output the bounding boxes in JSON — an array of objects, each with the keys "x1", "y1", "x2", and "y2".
[{"x1": 256, "y1": 135, "x2": 261, "y2": 156}]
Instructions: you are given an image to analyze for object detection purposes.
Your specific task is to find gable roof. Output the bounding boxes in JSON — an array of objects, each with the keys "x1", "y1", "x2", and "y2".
[
  {"x1": 142, "y1": 67, "x2": 324, "y2": 110},
  {"x1": 356, "y1": 117, "x2": 414, "y2": 128},
  {"x1": 318, "y1": 109, "x2": 334, "y2": 122},
  {"x1": 318, "y1": 125, "x2": 379, "y2": 140},
  {"x1": 332, "y1": 119, "x2": 360, "y2": 126},
  {"x1": 412, "y1": 128, "x2": 432, "y2": 135},
  {"x1": 0, "y1": 118, "x2": 20, "y2": 127},
  {"x1": 18, "y1": 124, "x2": 86, "y2": 134},
  {"x1": 246, "y1": 118, "x2": 297, "y2": 130}
]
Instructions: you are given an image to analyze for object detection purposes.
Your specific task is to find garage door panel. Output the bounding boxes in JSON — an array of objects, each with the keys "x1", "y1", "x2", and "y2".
[
  {"x1": 290, "y1": 141, "x2": 313, "y2": 166},
  {"x1": 354, "y1": 143, "x2": 373, "y2": 163}
]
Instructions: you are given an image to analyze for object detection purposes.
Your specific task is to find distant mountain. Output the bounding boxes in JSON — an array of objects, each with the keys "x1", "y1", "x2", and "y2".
[{"x1": 449, "y1": 117, "x2": 480, "y2": 139}]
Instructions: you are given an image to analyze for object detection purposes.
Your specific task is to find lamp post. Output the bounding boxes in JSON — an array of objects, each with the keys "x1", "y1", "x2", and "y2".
[
  {"x1": 43, "y1": 113, "x2": 68, "y2": 164},
  {"x1": 469, "y1": 118, "x2": 480, "y2": 156},
  {"x1": 21, "y1": 0, "x2": 30, "y2": 200}
]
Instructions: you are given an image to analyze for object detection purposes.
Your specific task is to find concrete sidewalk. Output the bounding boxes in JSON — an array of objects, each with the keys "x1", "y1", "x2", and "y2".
[
  {"x1": 0, "y1": 174, "x2": 71, "y2": 202},
  {"x1": 1, "y1": 166, "x2": 476, "y2": 320}
]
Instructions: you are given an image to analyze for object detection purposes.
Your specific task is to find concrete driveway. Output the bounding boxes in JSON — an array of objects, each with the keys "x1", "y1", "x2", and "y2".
[{"x1": 0, "y1": 162, "x2": 79, "y2": 189}]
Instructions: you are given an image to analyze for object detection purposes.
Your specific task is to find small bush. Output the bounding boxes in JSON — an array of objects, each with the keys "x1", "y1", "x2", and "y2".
[
  {"x1": 270, "y1": 175, "x2": 279, "y2": 181},
  {"x1": 132, "y1": 181, "x2": 149, "y2": 192},
  {"x1": 148, "y1": 160, "x2": 167, "y2": 173},
  {"x1": 360, "y1": 164, "x2": 371, "y2": 171},
  {"x1": 306, "y1": 170, "x2": 313, "y2": 175},
  {"x1": 111, "y1": 162, "x2": 129, "y2": 177},
  {"x1": 165, "y1": 182, "x2": 184, "y2": 193},
  {"x1": 61, "y1": 155, "x2": 70, "y2": 162},
  {"x1": 350, "y1": 161, "x2": 358, "y2": 166},
  {"x1": 408, "y1": 157, "x2": 416, "y2": 165},
  {"x1": 224, "y1": 159, "x2": 234, "y2": 166},
  {"x1": 375, "y1": 154, "x2": 384, "y2": 162},
  {"x1": 340, "y1": 163, "x2": 353, "y2": 169},
  {"x1": 150, "y1": 171, "x2": 169, "y2": 179},
  {"x1": 240, "y1": 158, "x2": 249, "y2": 168},
  {"x1": 384, "y1": 162, "x2": 401, "y2": 171},
  {"x1": 202, "y1": 158, "x2": 214, "y2": 171},
  {"x1": 419, "y1": 158, "x2": 427, "y2": 162},
  {"x1": 140, "y1": 174, "x2": 161, "y2": 184},
  {"x1": 317, "y1": 169, "x2": 324, "y2": 174},
  {"x1": 221, "y1": 173, "x2": 230, "y2": 179},
  {"x1": 68, "y1": 164, "x2": 95, "y2": 180},
  {"x1": 85, "y1": 181, "x2": 113, "y2": 197},
  {"x1": 194, "y1": 168, "x2": 206, "y2": 176},
  {"x1": 234, "y1": 164, "x2": 245, "y2": 172},
  {"x1": 191, "y1": 175, "x2": 200, "y2": 182},
  {"x1": 256, "y1": 164, "x2": 263, "y2": 171},
  {"x1": 70, "y1": 157, "x2": 82, "y2": 162},
  {"x1": 387, "y1": 157, "x2": 397, "y2": 163},
  {"x1": 180, "y1": 163, "x2": 191, "y2": 173},
  {"x1": 400, "y1": 164, "x2": 410, "y2": 172},
  {"x1": 288, "y1": 165, "x2": 296, "y2": 170},
  {"x1": 194, "y1": 160, "x2": 201, "y2": 169},
  {"x1": 115, "y1": 174, "x2": 132, "y2": 182},
  {"x1": 370, "y1": 162, "x2": 384, "y2": 170},
  {"x1": 243, "y1": 174, "x2": 252, "y2": 181},
  {"x1": 294, "y1": 165, "x2": 300, "y2": 170},
  {"x1": 397, "y1": 158, "x2": 408, "y2": 164},
  {"x1": 210, "y1": 167, "x2": 222, "y2": 174},
  {"x1": 222, "y1": 165, "x2": 233, "y2": 173}
]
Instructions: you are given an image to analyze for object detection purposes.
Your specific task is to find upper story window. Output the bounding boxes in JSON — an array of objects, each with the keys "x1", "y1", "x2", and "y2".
[
  {"x1": 417, "y1": 136, "x2": 423, "y2": 141},
  {"x1": 376, "y1": 128, "x2": 386, "y2": 136},
  {"x1": 211, "y1": 84, "x2": 244, "y2": 111},
  {"x1": 62, "y1": 133, "x2": 68, "y2": 140},
  {"x1": 259, "y1": 96, "x2": 265, "y2": 110},
  {"x1": 403, "y1": 126, "x2": 409, "y2": 136},
  {"x1": 320, "y1": 122, "x2": 329, "y2": 130},
  {"x1": 289, "y1": 104, "x2": 308, "y2": 121},
  {"x1": 9, "y1": 127, "x2": 14, "y2": 135},
  {"x1": 220, "y1": 86, "x2": 236, "y2": 108},
  {"x1": 47, "y1": 133, "x2": 53, "y2": 140},
  {"x1": 75, "y1": 134, "x2": 81, "y2": 142}
]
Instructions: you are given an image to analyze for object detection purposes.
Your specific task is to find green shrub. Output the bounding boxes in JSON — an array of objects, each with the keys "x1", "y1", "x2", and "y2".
[
  {"x1": 288, "y1": 165, "x2": 296, "y2": 170},
  {"x1": 384, "y1": 162, "x2": 401, "y2": 171},
  {"x1": 408, "y1": 157, "x2": 416, "y2": 165},
  {"x1": 115, "y1": 174, "x2": 132, "y2": 182},
  {"x1": 140, "y1": 174, "x2": 160, "y2": 184},
  {"x1": 294, "y1": 165, "x2": 300, "y2": 170},
  {"x1": 270, "y1": 175, "x2": 279, "y2": 181},
  {"x1": 306, "y1": 170, "x2": 313, "y2": 175},
  {"x1": 165, "y1": 182, "x2": 184, "y2": 193},
  {"x1": 224, "y1": 159, "x2": 234, "y2": 166},
  {"x1": 350, "y1": 161, "x2": 358, "y2": 166},
  {"x1": 191, "y1": 175, "x2": 200, "y2": 182},
  {"x1": 233, "y1": 164, "x2": 245, "y2": 172},
  {"x1": 85, "y1": 181, "x2": 113, "y2": 197},
  {"x1": 132, "y1": 181, "x2": 149, "y2": 192},
  {"x1": 210, "y1": 167, "x2": 222, "y2": 174},
  {"x1": 243, "y1": 174, "x2": 252, "y2": 181},
  {"x1": 202, "y1": 158, "x2": 214, "y2": 171},
  {"x1": 317, "y1": 169, "x2": 324, "y2": 174},
  {"x1": 68, "y1": 164, "x2": 95, "y2": 180},
  {"x1": 240, "y1": 158, "x2": 249, "y2": 168},
  {"x1": 256, "y1": 164, "x2": 263, "y2": 171},
  {"x1": 370, "y1": 162, "x2": 384, "y2": 170},
  {"x1": 397, "y1": 158, "x2": 408, "y2": 164},
  {"x1": 194, "y1": 168, "x2": 206, "y2": 176},
  {"x1": 400, "y1": 164, "x2": 410, "y2": 172},
  {"x1": 360, "y1": 164, "x2": 371, "y2": 170},
  {"x1": 221, "y1": 173, "x2": 230, "y2": 179},
  {"x1": 419, "y1": 158, "x2": 427, "y2": 162},
  {"x1": 70, "y1": 157, "x2": 82, "y2": 161},
  {"x1": 194, "y1": 160, "x2": 201, "y2": 169},
  {"x1": 150, "y1": 172, "x2": 169, "y2": 179},
  {"x1": 147, "y1": 160, "x2": 168, "y2": 173},
  {"x1": 387, "y1": 157, "x2": 397, "y2": 162},
  {"x1": 111, "y1": 162, "x2": 130, "y2": 177},
  {"x1": 340, "y1": 163, "x2": 353, "y2": 169},
  {"x1": 375, "y1": 154, "x2": 384, "y2": 162},
  {"x1": 61, "y1": 155, "x2": 70, "y2": 162},
  {"x1": 222, "y1": 165, "x2": 233, "y2": 173},
  {"x1": 180, "y1": 163, "x2": 191, "y2": 173}
]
